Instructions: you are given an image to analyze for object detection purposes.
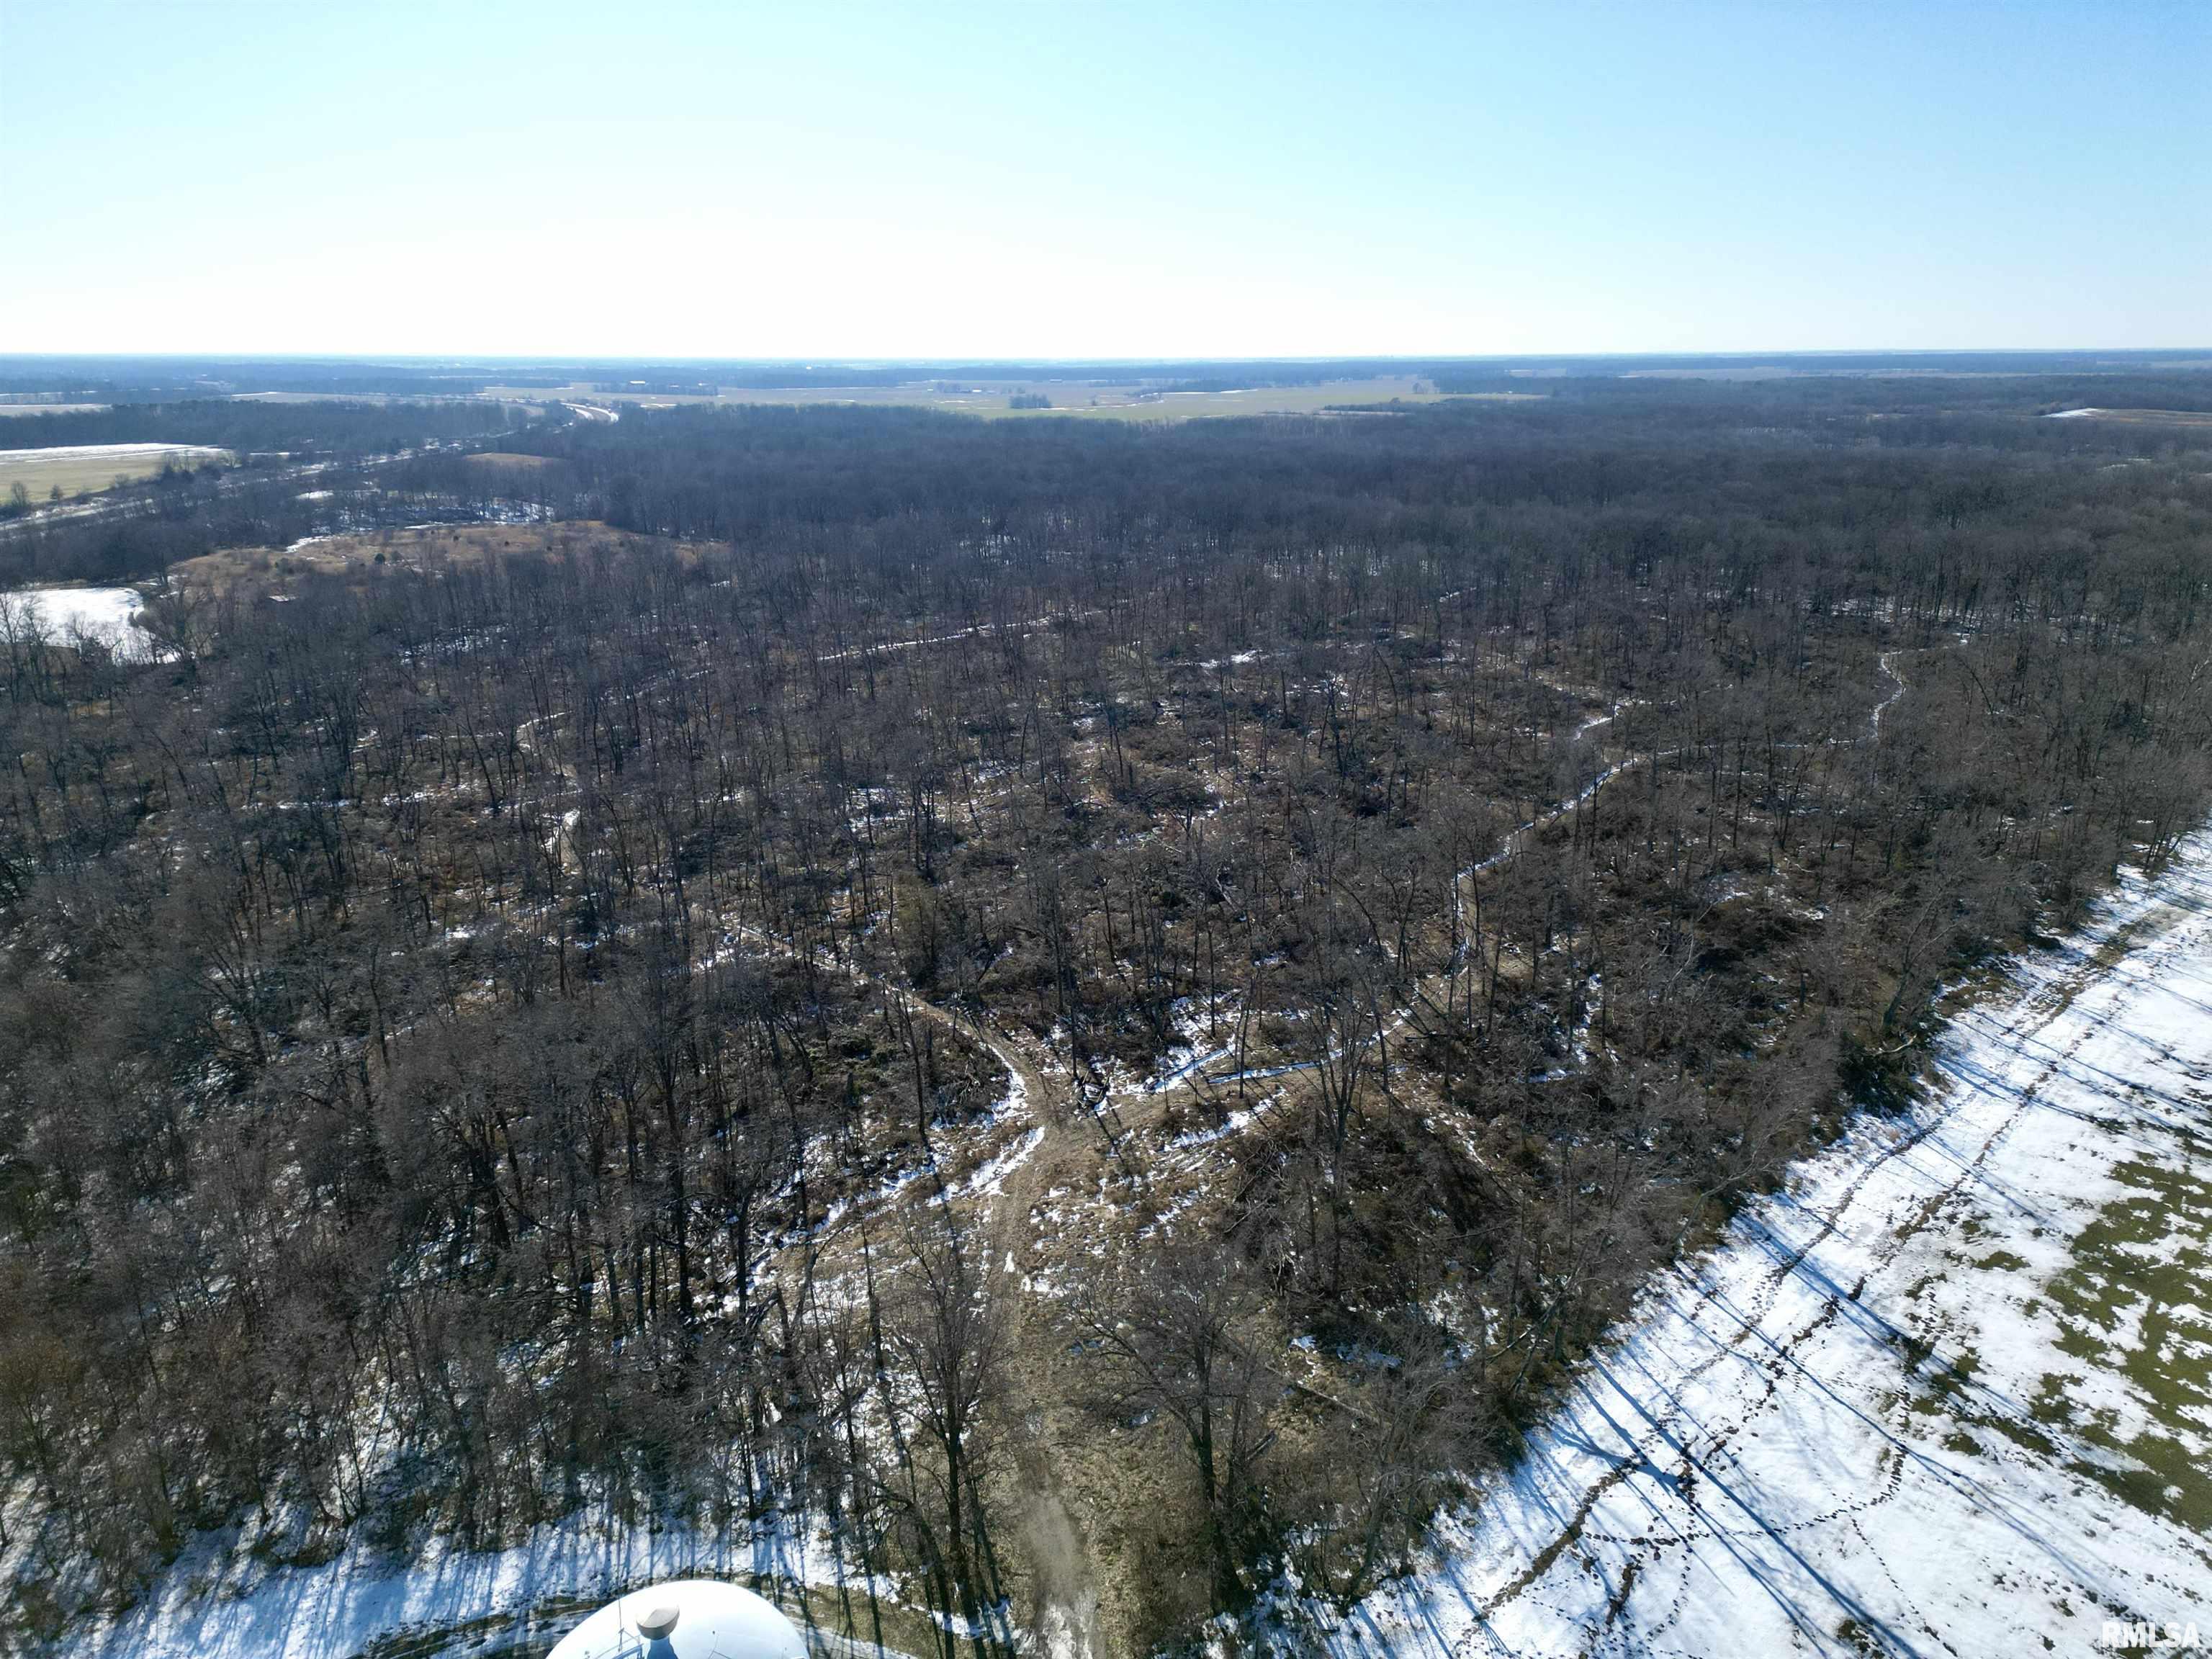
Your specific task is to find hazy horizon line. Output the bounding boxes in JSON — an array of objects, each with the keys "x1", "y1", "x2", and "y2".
[{"x1": 4, "y1": 347, "x2": 2209, "y2": 368}]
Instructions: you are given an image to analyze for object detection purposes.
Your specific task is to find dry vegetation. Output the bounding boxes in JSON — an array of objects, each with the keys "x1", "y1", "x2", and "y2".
[
  {"x1": 0, "y1": 443, "x2": 231, "y2": 503},
  {"x1": 165, "y1": 521, "x2": 667, "y2": 593},
  {"x1": 464, "y1": 451, "x2": 565, "y2": 472}
]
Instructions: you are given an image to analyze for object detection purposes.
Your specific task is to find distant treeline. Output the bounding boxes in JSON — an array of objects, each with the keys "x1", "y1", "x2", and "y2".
[
  {"x1": 0, "y1": 359, "x2": 498, "y2": 403},
  {"x1": 10, "y1": 374, "x2": 2212, "y2": 593},
  {"x1": 0, "y1": 397, "x2": 511, "y2": 454},
  {"x1": 7, "y1": 352, "x2": 2204, "y2": 405},
  {"x1": 454, "y1": 374, "x2": 2212, "y2": 547},
  {"x1": 1, "y1": 371, "x2": 2211, "y2": 1647},
  {"x1": 1431, "y1": 368, "x2": 2212, "y2": 413}
]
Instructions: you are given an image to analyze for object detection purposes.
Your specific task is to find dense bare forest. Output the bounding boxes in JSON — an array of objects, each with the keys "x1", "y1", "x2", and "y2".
[{"x1": 4, "y1": 382, "x2": 2211, "y2": 1653}]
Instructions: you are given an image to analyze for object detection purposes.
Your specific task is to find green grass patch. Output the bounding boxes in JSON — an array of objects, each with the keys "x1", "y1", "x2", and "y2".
[{"x1": 2028, "y1": 1139, "x2": 2212, "y2": 1529}]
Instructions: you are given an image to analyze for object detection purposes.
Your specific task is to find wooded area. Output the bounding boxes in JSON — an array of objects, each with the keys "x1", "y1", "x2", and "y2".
[{"x1": 2, "y1": 381, "x2": 2209, "y2": 1653}]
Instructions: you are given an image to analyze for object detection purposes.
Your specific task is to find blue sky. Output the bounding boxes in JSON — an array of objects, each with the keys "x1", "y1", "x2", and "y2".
[{"x1": 1, "y1": 1, "x2": 2204, "y2": 356}]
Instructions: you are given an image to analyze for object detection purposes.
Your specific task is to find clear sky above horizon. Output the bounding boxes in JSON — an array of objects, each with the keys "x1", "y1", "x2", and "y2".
[{"x1": 1, "y1": 0, "x2": 2206, "y2": 359}]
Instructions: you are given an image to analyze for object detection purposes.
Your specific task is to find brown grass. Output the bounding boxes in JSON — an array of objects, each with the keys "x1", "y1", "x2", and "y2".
[
  {"x1": 464, "y1": 451, "x2": 563, "y2": 471},
  {"x1": 0, "y1": 444, "x2": 231, "y2": 500},
  {"x1": 168, "y1": 521, "x2": 678, "y2": 594}
]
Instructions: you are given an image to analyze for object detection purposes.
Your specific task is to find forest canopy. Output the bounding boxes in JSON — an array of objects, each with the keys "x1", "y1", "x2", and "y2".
[{"x1": 2, "y1": 372, "x2": 2211, "y2": 1653}]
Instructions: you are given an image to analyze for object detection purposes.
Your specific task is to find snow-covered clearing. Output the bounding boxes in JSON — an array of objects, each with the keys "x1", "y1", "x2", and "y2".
[
  {"x1": 1285, "y1": 830, "x2": 2212, "y2": 1658},
  {"x1": 0, "y1": 441, "x2": 228, "y2": 465},
  {"x1": 0, "y1": 584, "x2": 157, "y2": 660}
]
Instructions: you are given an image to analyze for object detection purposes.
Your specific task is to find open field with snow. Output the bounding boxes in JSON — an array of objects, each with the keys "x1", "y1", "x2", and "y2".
[
  {"x1": 477, "y1": 377, "x2": 1484, "y2": 421},
  {"x1": 0, "y1": 442, "x2": 231, "y2": 500},
  {"x1": 2043, "y1": 408, "x2": 2212, "y2": 428},
  {"x1": 0, "y1": 585, "x2": 156, "y2": 660},
  {"x1": 1290, "y1": 832, "x2": 2212, "y2": 1658},
  {"x1": 715, "y1": 376, "x2": 1460, "y2": 421}
]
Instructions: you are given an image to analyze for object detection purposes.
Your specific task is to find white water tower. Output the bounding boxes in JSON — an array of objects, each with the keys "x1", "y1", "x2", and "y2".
[{"x1": 545, "y1": 1578, "x2": 807, "y2": 1658}]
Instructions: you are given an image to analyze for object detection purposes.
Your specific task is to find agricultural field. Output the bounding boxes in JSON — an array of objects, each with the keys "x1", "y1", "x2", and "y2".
[
  {"x1": 462, "y1": 449, "x2": 562, "y2": 472},
  {"x1": 480, "y1": 376, "x2": 1502, "y2": 421},
  {"x1": 477, "y1": 381, "x2": 720, "y2": 409},
  {"x1": 711, "y1": 374, "x2": 1460, "y2": 420},
  {"x1": 2044, "y1": 406, "x2": 2212, "y2": 428},
  {"x1": 0, "y1": 441, "x2": 231, "y2": 501}
]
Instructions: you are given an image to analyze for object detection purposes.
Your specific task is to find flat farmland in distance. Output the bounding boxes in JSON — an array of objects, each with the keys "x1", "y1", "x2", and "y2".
[
  {"x1": 464, "y1": 450, "x2": 562, "y2": 471},
  {"x1": 0, "y1": 442, "x2": 232, "y2": 500},
  {"x1": 0, "y1": 403, "x2": 110, "y2": 417},
  {"x1": 479, "y1": 382, "x2": 719, "y2": 409},
  {"x1": 2049, "y1": 406, "x2": 2212, "y2": 428},
  {"x1": 482, "y1": 376, "x2": 1540, "y2": 421},
  {"x1": 713, "y1": 374, "x2": 1465, "y2": 420},
  {"x1": 2108, "y1": 408, "x2": 2212, "y2": 427}
]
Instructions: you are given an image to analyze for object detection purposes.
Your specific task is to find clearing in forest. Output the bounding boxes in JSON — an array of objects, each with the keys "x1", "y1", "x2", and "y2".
[
  {"x1": 480, "y1": 376, "x2": 1484, "y2": 420},
  {"x1": 0, "y1": 441, "x2": 232, "y2": 500}
]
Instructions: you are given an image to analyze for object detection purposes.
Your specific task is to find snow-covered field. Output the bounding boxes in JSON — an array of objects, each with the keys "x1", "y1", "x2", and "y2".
[
  {"x1": 0, "y1": 442, "x2": 228, "y2": 463},
  {"x1": 1290, "y1": 833, "x2": 2212, "y2": 1657},
  {"x1": 0, "y1": 585, "x2": 156, "y2": 660}
]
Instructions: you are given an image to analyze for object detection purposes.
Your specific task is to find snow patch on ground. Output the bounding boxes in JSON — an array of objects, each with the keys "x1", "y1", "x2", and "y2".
[
  {"x1": 955, "y1": 1125, "x2": 1046, "y2": 1198},
  {"x1": 1, "y1": 584, "x2": 158, "y2": 660}
]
